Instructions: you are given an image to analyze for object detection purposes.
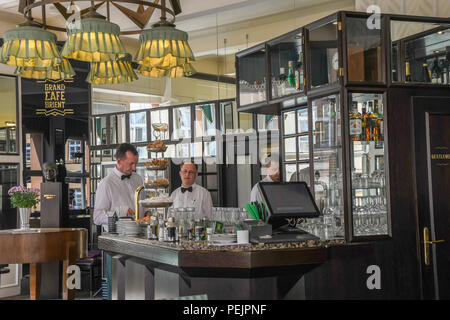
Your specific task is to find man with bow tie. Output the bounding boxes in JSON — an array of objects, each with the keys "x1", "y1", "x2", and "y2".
[
  {"x1": 93, "y1": 143, "x2": 145, "y2": 232},
  {"x1": 171, "y1": 161, "x2": 213, "y2": 220}
]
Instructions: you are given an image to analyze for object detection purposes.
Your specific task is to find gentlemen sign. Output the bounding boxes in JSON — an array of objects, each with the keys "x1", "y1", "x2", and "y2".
[{"x1": 36, "y1": 79, "x2": 74, "y2": 117}]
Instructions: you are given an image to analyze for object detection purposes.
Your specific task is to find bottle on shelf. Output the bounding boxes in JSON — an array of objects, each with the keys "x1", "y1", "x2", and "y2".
[
  {"x1": 431, "y1": 56, "x2": 442, "y2": 84},
  {"x1": 287, "y1": 61, "x2": 296, "y2": 88},
  {"x1": 405, "y1": 60, "x2": 412, "y2": 82},
  {"x1": 422, "y1": 60, "x2": 431, "y2": 83},
  {"x1": 349, "y1": 101, "x2": 362, "y2": 141},
  {"x1": 361, "y1": 102, "x2": 368, "y2": 141},
  {"x1": 297, "y1": 53, "x2": 304, "y2": 91},
  {"x1": 279, "y1": 67, "x2": 287, "y2": 96},
  {"x1": 374, "y1": 99, "x2": 384, "y2": 141},
  {"x1": 329, "y1": 98, "x2": 336, "y2": 147},
  {"x1": 314, "y1": 105, "x2": 324, "y2": 147},
  {"x1": 439, "y1": 57, "x2": 448, "y2": 84},
  {"x1": 371, "y1": 100, "x2": 381, "y2": 141}
]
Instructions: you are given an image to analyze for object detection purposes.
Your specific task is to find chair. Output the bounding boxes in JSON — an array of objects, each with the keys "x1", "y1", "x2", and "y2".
[{"x1": 76, "y1": 250, "x2": 102, "y2": 298}]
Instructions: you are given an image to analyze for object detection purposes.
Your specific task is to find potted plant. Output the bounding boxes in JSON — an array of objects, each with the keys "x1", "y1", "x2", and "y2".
[{"x1": 8, "y1": 186, "x2": 40, "y2": 230}]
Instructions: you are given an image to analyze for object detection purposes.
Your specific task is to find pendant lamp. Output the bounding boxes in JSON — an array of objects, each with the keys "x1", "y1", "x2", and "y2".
[
  {"x1": 134, "y1": 3, "x2": 195, "y2": 78},
  {"x1": 87, "y1": 53, "x2": 138, "y2": 84},
  {"x1": 61, "y1": 8, "x2": 127, "y2": 63},
  {"x1": 15, "y1": 58, "x2": 75, "y2": 80},
  {"x1": 0, "y1": 20, "x2": 61, "y2": 68}
]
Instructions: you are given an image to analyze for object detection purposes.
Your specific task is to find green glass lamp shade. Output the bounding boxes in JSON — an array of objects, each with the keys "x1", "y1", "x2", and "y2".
[
  {"x1": 135, "y1": 24, "x2": 195, "y2": 76},
  {"x1": 87, "y1": 54, "x2": 138, "y2": 84},
  {"x1": 0, "y1": 25, "x2": 61, "y2": 68},
  {"x1": 137, "y1": 61, "x2": 196, "y2": 78},
  {"x1": 15, "y1": 58, "x2": 75, "y2": 80},
  {"x1": 61, "y1": 17, "x2": 127, "y2": 63}
]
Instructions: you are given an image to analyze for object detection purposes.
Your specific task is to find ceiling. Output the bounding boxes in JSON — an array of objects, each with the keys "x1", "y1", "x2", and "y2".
[{"x1": 0, "y1": 0, "x2": 356, "y2": 74}]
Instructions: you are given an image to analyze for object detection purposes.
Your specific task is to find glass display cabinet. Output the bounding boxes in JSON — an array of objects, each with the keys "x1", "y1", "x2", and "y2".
[{"x1": 236, "y1": 11, "x2": 450, "y2": 243}]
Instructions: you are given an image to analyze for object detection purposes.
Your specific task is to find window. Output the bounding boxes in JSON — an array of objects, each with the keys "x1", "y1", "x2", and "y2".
[
  {"x1": 92, "y1": 102, "x2": 126, "y2": 115},
  {"x1": 129, "y1": 112, "x2": 147, "y2": 143},
  {"x1": 68, "y1": 140, "x2": 82, "y2": 161},
  {"x1": 26, "y1": 143, "x2": 31, "y2": 162}
]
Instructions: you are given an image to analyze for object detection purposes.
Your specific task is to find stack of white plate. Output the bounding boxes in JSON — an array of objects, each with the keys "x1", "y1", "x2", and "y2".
[
  {"x1": 212, "y1": 233, "x2": 237, "y2": 244},
  {"x1": 116, "y1": 220, "x2": 141, "y2": 237}
]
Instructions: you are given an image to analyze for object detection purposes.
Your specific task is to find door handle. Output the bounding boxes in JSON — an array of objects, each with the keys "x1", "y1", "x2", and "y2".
[{"x1": 423, "y1": 227, "x2": 445, "y2": 266}]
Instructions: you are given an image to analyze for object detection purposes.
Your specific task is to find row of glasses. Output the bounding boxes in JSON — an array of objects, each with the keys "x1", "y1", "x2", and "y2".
[
  {"x1": 352, "y1": 170, "x2": 386, "y2": 189},
  {"x1": 352, "y1": 195, "x2": 388, "y2": 235}
]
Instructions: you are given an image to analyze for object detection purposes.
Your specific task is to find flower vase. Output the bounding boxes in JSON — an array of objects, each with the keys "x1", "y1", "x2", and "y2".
[{"x1": 19, "y1": 207, "x2": 31, "y2": 230}]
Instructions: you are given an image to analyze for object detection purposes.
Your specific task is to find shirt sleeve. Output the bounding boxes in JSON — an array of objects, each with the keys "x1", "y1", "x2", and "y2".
[
  {"x1": 93, "y1": 180, "x2": 114, "y2": 228},
  {"x1": 202, "y1": 188, "x2": 213, "y2": 219}
]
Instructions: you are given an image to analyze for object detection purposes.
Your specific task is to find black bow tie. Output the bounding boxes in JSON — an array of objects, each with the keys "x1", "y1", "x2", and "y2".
[
  {"x1": 121, "y1": 174, "x2": 131, "y2": 180},
  {"x1": 181, "y1": 186, "x2": 193, "y2": 193}
]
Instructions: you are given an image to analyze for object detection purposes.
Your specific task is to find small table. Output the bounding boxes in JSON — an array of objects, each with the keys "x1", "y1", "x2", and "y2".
[{"x1": 0, "y1": 228, "x2": 87, "y2": 300}]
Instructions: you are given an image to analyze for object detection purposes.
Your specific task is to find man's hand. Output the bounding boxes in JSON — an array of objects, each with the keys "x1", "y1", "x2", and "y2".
[{"x1": 127, "y1": 208, "x2": 135, "y2": 217}]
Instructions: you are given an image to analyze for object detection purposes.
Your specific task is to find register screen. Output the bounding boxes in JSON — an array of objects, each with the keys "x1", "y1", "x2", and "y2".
[{"x1": 258, "y1": 182, "x2": 320, "y2": 218}]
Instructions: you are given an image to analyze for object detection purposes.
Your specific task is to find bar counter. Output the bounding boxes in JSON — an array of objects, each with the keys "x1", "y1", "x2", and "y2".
[{"x1": 98, "y1": 234, "x2": 347, "y2": 300}]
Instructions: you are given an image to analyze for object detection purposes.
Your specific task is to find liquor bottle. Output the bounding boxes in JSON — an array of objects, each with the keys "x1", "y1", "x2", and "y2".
[
  {"x1": 431, "y1": 57, "x2": 442, "y2": 84},
  {"x1": 374, "y1": 99, "x2": 384, "y2": 141},
  {"x1": 439, "y1": 58, "x2": 448, "y2": 84},
  {"x1": 422, "y1": 61, "x2": 431, "y2": 83},
  {"x1": 279, "y1": 67, "x2": 287, "y2": 96},
  {"x1": 349, "y1": 101, "x2": 362, "y2": 141},
  {"x1": 329, "y1": 98, "x2": 336, "y2": 147},
  {"x1": 315, "y1": 106, "x2": 324, "y2": 147},
  {"x1": 287, "y1": 61, "x2": 296, "y2": 88},
  {"x1": 297, "y1": 53, "x2": 304, "y2": 90},
  {"x1": 365, "y1": 101, "x2": 376, "y2": 141},
  {"x1": 361, "y1": 102, "x2": 368, "y2": 141},
  {"x1": 405, "y1": 61, "x2": 412, "y2": 82},
  {"x1": 371, "y1": 100, "x2": 381, "y2": 141}
]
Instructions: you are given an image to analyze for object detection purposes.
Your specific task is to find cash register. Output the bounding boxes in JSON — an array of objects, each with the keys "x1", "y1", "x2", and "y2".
[{"x1": 253, "y1": 181, "x2": 320, "y2": 243}]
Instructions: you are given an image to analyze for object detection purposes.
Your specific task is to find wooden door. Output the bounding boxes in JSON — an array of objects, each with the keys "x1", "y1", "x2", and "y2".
[{"x1": 413, "y1": 97, "x2": 450, "y2": 300}]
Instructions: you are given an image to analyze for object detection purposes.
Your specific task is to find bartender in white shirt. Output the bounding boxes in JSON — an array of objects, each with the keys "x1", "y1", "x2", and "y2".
[
  {"x1": 250, "y1": 154, "x2": 280, "y2": 203},
  {"x1": 93, "y1": 143, "x2": 145, "y2": 232},
  {"x1": 171, "y1": 161, "x2": 213, "y2": 220}
]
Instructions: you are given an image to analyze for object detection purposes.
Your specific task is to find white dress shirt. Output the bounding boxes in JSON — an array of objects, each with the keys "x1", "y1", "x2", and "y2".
[
  {"x1": 93, "y1": 167, "x2": 144, "y2": 232},
  {"x1": 171, "y1": 183, "x2": 213, "y2": 220},
  {"x1": 250, "y1": 175, "x2": 274, "y2": 203}
]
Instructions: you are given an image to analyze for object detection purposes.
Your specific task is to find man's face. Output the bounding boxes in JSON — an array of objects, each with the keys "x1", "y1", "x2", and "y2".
[
  {"x1": 179, "y1": 163, "x2": 198, "y2": 187},
  {"x1": 267, "y1": 161, "x2": 280, "y2": 182},
  {"x1": 117, "y1": 151, "x2": 139, "y2": 175}
]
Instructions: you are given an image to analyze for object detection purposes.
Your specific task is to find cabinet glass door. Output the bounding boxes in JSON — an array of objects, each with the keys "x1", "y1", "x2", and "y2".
[
  {"x1": 348, "y1": 93, "x2": 388, "y2": 236},
  {"x1": 311, "y1": 94, "x2": 344, "y2": 239},
  {"x1": 269, "y1": 31, "x2": 304, "y2": 99},
  {"x1": 238, "y1": 47, "x2": 267, "y2": 106}
]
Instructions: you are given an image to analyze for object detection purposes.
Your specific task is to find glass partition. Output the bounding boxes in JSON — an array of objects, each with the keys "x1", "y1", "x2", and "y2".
[
  {"x1": 346, "y1": 16, "x2": 383, "y2": 82},
  {"x1": 348, "y1": 92, "x2": 388, "y2": 236},
  {"x1": 238, "y1": 47, "x2": 267, "y2": 106},
  {"x1": 391, "y1": 20, "x2": 450, "y2": 84},
  {"x1": 269, "y1": 30, "x2": 304, "y2": 99},
  {"x1": 308, "y1": 20, "x2": 339, "y2": 88},
  {"x1": 257, "y1": 115, "x2": 279, "y2": 131}
]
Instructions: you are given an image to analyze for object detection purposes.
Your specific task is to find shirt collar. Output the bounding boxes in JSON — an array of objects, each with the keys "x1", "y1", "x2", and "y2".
[
  {"x1": 262, "y1": 175, "x2": 273, "y2": 182},
  {"x1": 113, "y1": 167, "x2": 131, "y2": 179},
  {"x1": 181, "y1": 183, "x2": 197, "y2": 191}
]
